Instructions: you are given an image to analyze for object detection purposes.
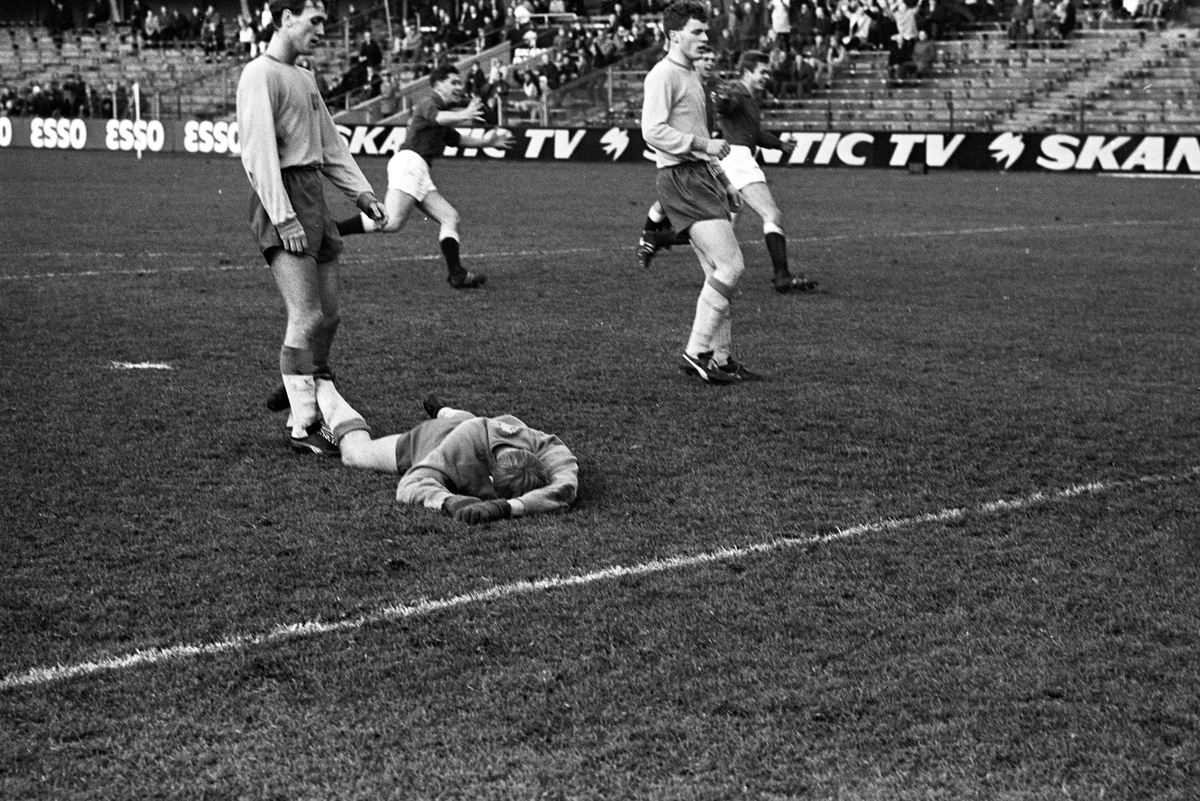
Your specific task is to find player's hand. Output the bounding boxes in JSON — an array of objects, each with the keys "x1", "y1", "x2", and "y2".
[
  {"x1": 277, "y1": 218, "x2": 307, "y2": 255},
  {"x1": 357, "y1": 194, "x2": 388, "y2": 228},
  {"x1": 454, "y1": 499, "x2": 512, "y2": 525},
  {"x1": 442, "y1": 496, "x2": 479, "y2": 516},
  {"x1": 706, "y1": 139, "x2": 731, "y2": 160},
  {"x1": 486, "y1": 128, "x2": 515, "y2": 149},
  {"x1": 781, "y1": 139, "x2": 797, "y2": 157},
  {"x1": 726, "y1": 184, "x2": 743, "y2": 212},
  {"x1": 463, "y1": 96, "x2": 486, "y2": 123}
]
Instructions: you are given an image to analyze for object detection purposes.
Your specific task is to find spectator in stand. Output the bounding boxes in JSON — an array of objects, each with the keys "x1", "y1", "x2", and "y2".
[
  {"x1": 887, "y1": 0, "x2": 919, "y2": 78},
  {"x1": 143, "y1": 7, "x2": 163, "y2": 46},
  {"x1": 769, "y1": 0, "x2": 792, "y2": 50},
  {"x1": 202, "y1": 6, "x2": 225, "y2": 57},
  {"x1": 237, "y1": 13, "x2": 257, "y2": 56},
  {"x1": 1054, "y1": 0, "x2": 1077, "y2": 38},
  {"x1": 359, "y1": 30, "x2": 384, "y2": 67},
  {"x1": 1031, "y1": 0, "x2": 1056, "y2": 39},
  {"x1": 378, "y1": 69, "x2": 399, "y2": 115}
]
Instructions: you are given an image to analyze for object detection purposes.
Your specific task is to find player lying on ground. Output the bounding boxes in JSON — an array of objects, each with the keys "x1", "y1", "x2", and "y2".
[
  {"x1": 314, "y1": 380, "x2": 579, "y2": 524},
  {"x1": 335, "y1": 65, "x2": 516, "y2": 290}
]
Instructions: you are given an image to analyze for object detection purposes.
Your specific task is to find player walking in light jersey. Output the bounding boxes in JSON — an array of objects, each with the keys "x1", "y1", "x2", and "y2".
[
  {"x1": 236, "y1": 0, "x2": 388, "y2": 456},
  {"x1": 712, "y1": 50, "x2": 817, "y2": 293},
  {"x1": 336, "y1": 65, "x2": 515, "y2": 289},
  {"x1": 642, "y1": 0, "x2": 761, "y2": 385}
]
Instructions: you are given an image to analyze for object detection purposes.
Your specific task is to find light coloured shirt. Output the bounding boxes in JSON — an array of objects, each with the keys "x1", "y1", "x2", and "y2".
[
  {"x1": 641, "y1": 55, "x2": 712, "y2": 169},
  {"x1": 236, "y1": 55, "x2": 373, "y2": 230}
]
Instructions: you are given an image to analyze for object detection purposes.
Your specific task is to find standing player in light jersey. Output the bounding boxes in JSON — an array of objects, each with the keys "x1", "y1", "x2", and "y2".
[
  {"x1": 236, "y1": 0, "x2": 387, "y2": 456},
  {"x1": 642, "y1": 0, "x2": 761, "y2": 385},
  {"x1": 637, "y1": 46, "x2": 717, "y2": 266},
  {"x1": 712, "y1": 50, "x2": 817, "y2": 294},
  {"x1": 336, "y1": 65, "x2": 515, "y2": 289}
]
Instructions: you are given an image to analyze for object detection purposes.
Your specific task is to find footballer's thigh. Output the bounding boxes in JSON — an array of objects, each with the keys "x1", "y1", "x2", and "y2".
[
  {"x1": 738, "y1": 182, "x2": 784, "y2": 229},
  {"x1": 314, "y1": 257, "x2": 342, "y2": 320},
  {"x1": 688, "y1": 219, "x2": 745, "y2": 287}
]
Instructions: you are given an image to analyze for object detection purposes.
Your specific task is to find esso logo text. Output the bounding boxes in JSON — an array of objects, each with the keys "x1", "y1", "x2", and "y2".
[
  {"x1": 0, "y1": 117, "x2": 12, "y2": 147},
  {"x1": 105, "y1": 119, "x2": 165, "y2": 152},
  {"x1": 31, "y1": 117, "x2": 87, "y2": 149},
  {"x1": 183, "y1": 120, "x2": 240, "y2": 154}
]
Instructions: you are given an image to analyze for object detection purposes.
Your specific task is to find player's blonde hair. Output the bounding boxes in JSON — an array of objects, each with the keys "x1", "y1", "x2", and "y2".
[{"x1": 492, "y1": 450, "x2": 549, "y2": 499}]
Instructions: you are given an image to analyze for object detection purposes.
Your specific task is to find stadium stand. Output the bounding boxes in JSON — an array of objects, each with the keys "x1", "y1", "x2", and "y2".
[{"x1": 2, "y1": 0, "x2": 1198, "y2": 133}]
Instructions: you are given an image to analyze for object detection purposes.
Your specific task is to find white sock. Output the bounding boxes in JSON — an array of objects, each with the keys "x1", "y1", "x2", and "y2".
[
  {"x1": 436, "y1": 406, "x2": 470, "y2": 419},
  {"x1": 649, "y1": 204, "x2": 667, "y2": 224},
  {"x1": 685, "y1": 283, "x2": 730, "y2": 358},
  {"x1": 361, "y1": 212, "x2": 377, "y2": 233},
  {"x1": 315, "y1": 379, "x2": 370, "y2": 442},
  {"x1": 282, "y1": 374, "x2": 318, "y2": 438}
]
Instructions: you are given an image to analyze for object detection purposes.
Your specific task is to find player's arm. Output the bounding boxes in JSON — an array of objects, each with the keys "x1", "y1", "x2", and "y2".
[
  {"x1": 434, "y1": 95, "x2": 486, "y2": 126},
  {"x1": 395, "y1": 466, "x2": 481, "y2": 513},
  {"x1": 236, "y1": 67, "x2": 304, "y2": 252},
  {"x1": 456, "y1": 127, "x2": 515, "y2": 150},
  {"x1": 507, "y1": 438, "x2": 579, "y2": 518},
  {"x1": 315, "y1": 92, "x2": 387, "y2": 227}
]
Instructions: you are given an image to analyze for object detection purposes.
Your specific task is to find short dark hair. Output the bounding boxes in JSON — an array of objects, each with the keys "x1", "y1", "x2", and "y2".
[
  {"x1": 269, "y1": 0, "x2": 319, "y2": 27},
  {"x1": 428, "y1": 64, "x2": 459, "y2": 86},
  {"x1": 737, "y1": 50, "x2": 770, "y2": 74},
  {"x1": 662, "y1": 0, "x2": 707, "y2": 34}
]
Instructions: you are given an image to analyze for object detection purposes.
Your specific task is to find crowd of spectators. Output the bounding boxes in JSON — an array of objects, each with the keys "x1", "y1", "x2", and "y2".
[
  {"x1": 1, "y1": 74, "x2": 134, "y2": 118},
  {"x1": 3, "y1": 0, "x2": 1183, "y2": 122}
]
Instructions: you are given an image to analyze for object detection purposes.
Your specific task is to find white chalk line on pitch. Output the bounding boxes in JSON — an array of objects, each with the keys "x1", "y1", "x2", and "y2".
[
  {"x1": 1, "y1": 218, "x2": 1190, "y2": 281},
  {"x1": 2, "y1": 466, "x2": 1196, "y2": 693}
]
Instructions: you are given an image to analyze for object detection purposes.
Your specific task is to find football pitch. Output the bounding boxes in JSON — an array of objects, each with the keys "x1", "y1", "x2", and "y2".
[{"x1": 1, "y1": 150, "x2": 1198, "y2": 799}]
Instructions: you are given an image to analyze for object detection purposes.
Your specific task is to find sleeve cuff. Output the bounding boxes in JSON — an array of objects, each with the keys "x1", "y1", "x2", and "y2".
[{"x1": 508, "y1": 499, "x2": 526, "y2": 517}]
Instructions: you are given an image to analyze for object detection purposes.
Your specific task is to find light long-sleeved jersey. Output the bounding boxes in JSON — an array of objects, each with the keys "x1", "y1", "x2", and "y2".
[
  {"x1": 396, "y1": 415, "x2": 579, "y2": 518},
  {"x1": 236, "y1": 55, "x2": 374, "y2": 228},
  {"x1": 641, "y1": 56, "x2": 712, "y2": 169}
]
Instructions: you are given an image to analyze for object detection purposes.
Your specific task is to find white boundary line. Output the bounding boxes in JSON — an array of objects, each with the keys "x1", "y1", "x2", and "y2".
[
  {"x1": 3, "y1": 466, "x2": 1195, "y2": 693},
  {"x1": 3, "y1": 219, "x2": 1192, "y2": 282}
]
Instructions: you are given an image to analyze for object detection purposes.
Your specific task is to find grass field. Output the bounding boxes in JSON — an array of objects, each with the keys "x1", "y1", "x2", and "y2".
[{"x1": 1, "y1": 150, "x2": 1198, "y2": 800}]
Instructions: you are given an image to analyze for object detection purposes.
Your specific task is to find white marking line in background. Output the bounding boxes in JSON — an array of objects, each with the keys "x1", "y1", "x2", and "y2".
[
  {"x1": 3, "y1": 219, "x2": 1191, "y2": 282},
  {"x1": 111, "y1": 361, "x2": 174, "y2": 370},
  {"x1": 3, "y1": 466, "x2": 1195, "y2": 693}
]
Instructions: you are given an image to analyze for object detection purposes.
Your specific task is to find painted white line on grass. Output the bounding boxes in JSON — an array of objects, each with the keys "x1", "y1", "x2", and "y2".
[
  {"x1": 2, "y1": 466, "x2": 1196, "y2": 693},
  {"x1": 111, "y1": 361, "x2": 174, "y2": 370},
  {"x1": 2, "y1": 219, "x2": 1191, "y2": 281}
]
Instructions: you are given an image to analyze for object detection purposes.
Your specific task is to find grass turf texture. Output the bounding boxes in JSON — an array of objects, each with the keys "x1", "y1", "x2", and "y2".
[{"x1": 1, "y1": 151, "x2": 1198, "y2": 799}]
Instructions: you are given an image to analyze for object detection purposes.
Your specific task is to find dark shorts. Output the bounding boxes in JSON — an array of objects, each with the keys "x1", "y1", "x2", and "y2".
[
  {"x1": 655, "y1": 161, "x2": 731, "y2": 233},
  {"x1": 249, "y1": 166, "x2": 344, "y2": 264},
  {"x1": 393, "y1": 411, "x2": 473, "y2": 473}
]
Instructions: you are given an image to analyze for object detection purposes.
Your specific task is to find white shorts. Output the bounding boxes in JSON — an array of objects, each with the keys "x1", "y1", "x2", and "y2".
[
  {"x1": 719, "y1": 145, "x2": 767, "y2": 191},
  {"x1": 387, "y1": 149, "x2": 437, "y2": 202}
]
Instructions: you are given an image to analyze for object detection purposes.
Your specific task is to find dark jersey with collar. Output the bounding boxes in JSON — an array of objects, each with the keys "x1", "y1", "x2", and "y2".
[
  {"x1": 712, "y1": 80, "x2": 785, "y2": 151},
  {"x1": 401, "y1": 92, "x2": 463, "y2": 160}
]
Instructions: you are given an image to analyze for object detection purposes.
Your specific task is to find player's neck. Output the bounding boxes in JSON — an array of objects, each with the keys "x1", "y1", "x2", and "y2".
[
  {"x1": 266, "y1": 32, "x2": 302, "y2": 64},
  {"x1": 666, "y1": 48, "x2": 694, "y2": 69}
]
